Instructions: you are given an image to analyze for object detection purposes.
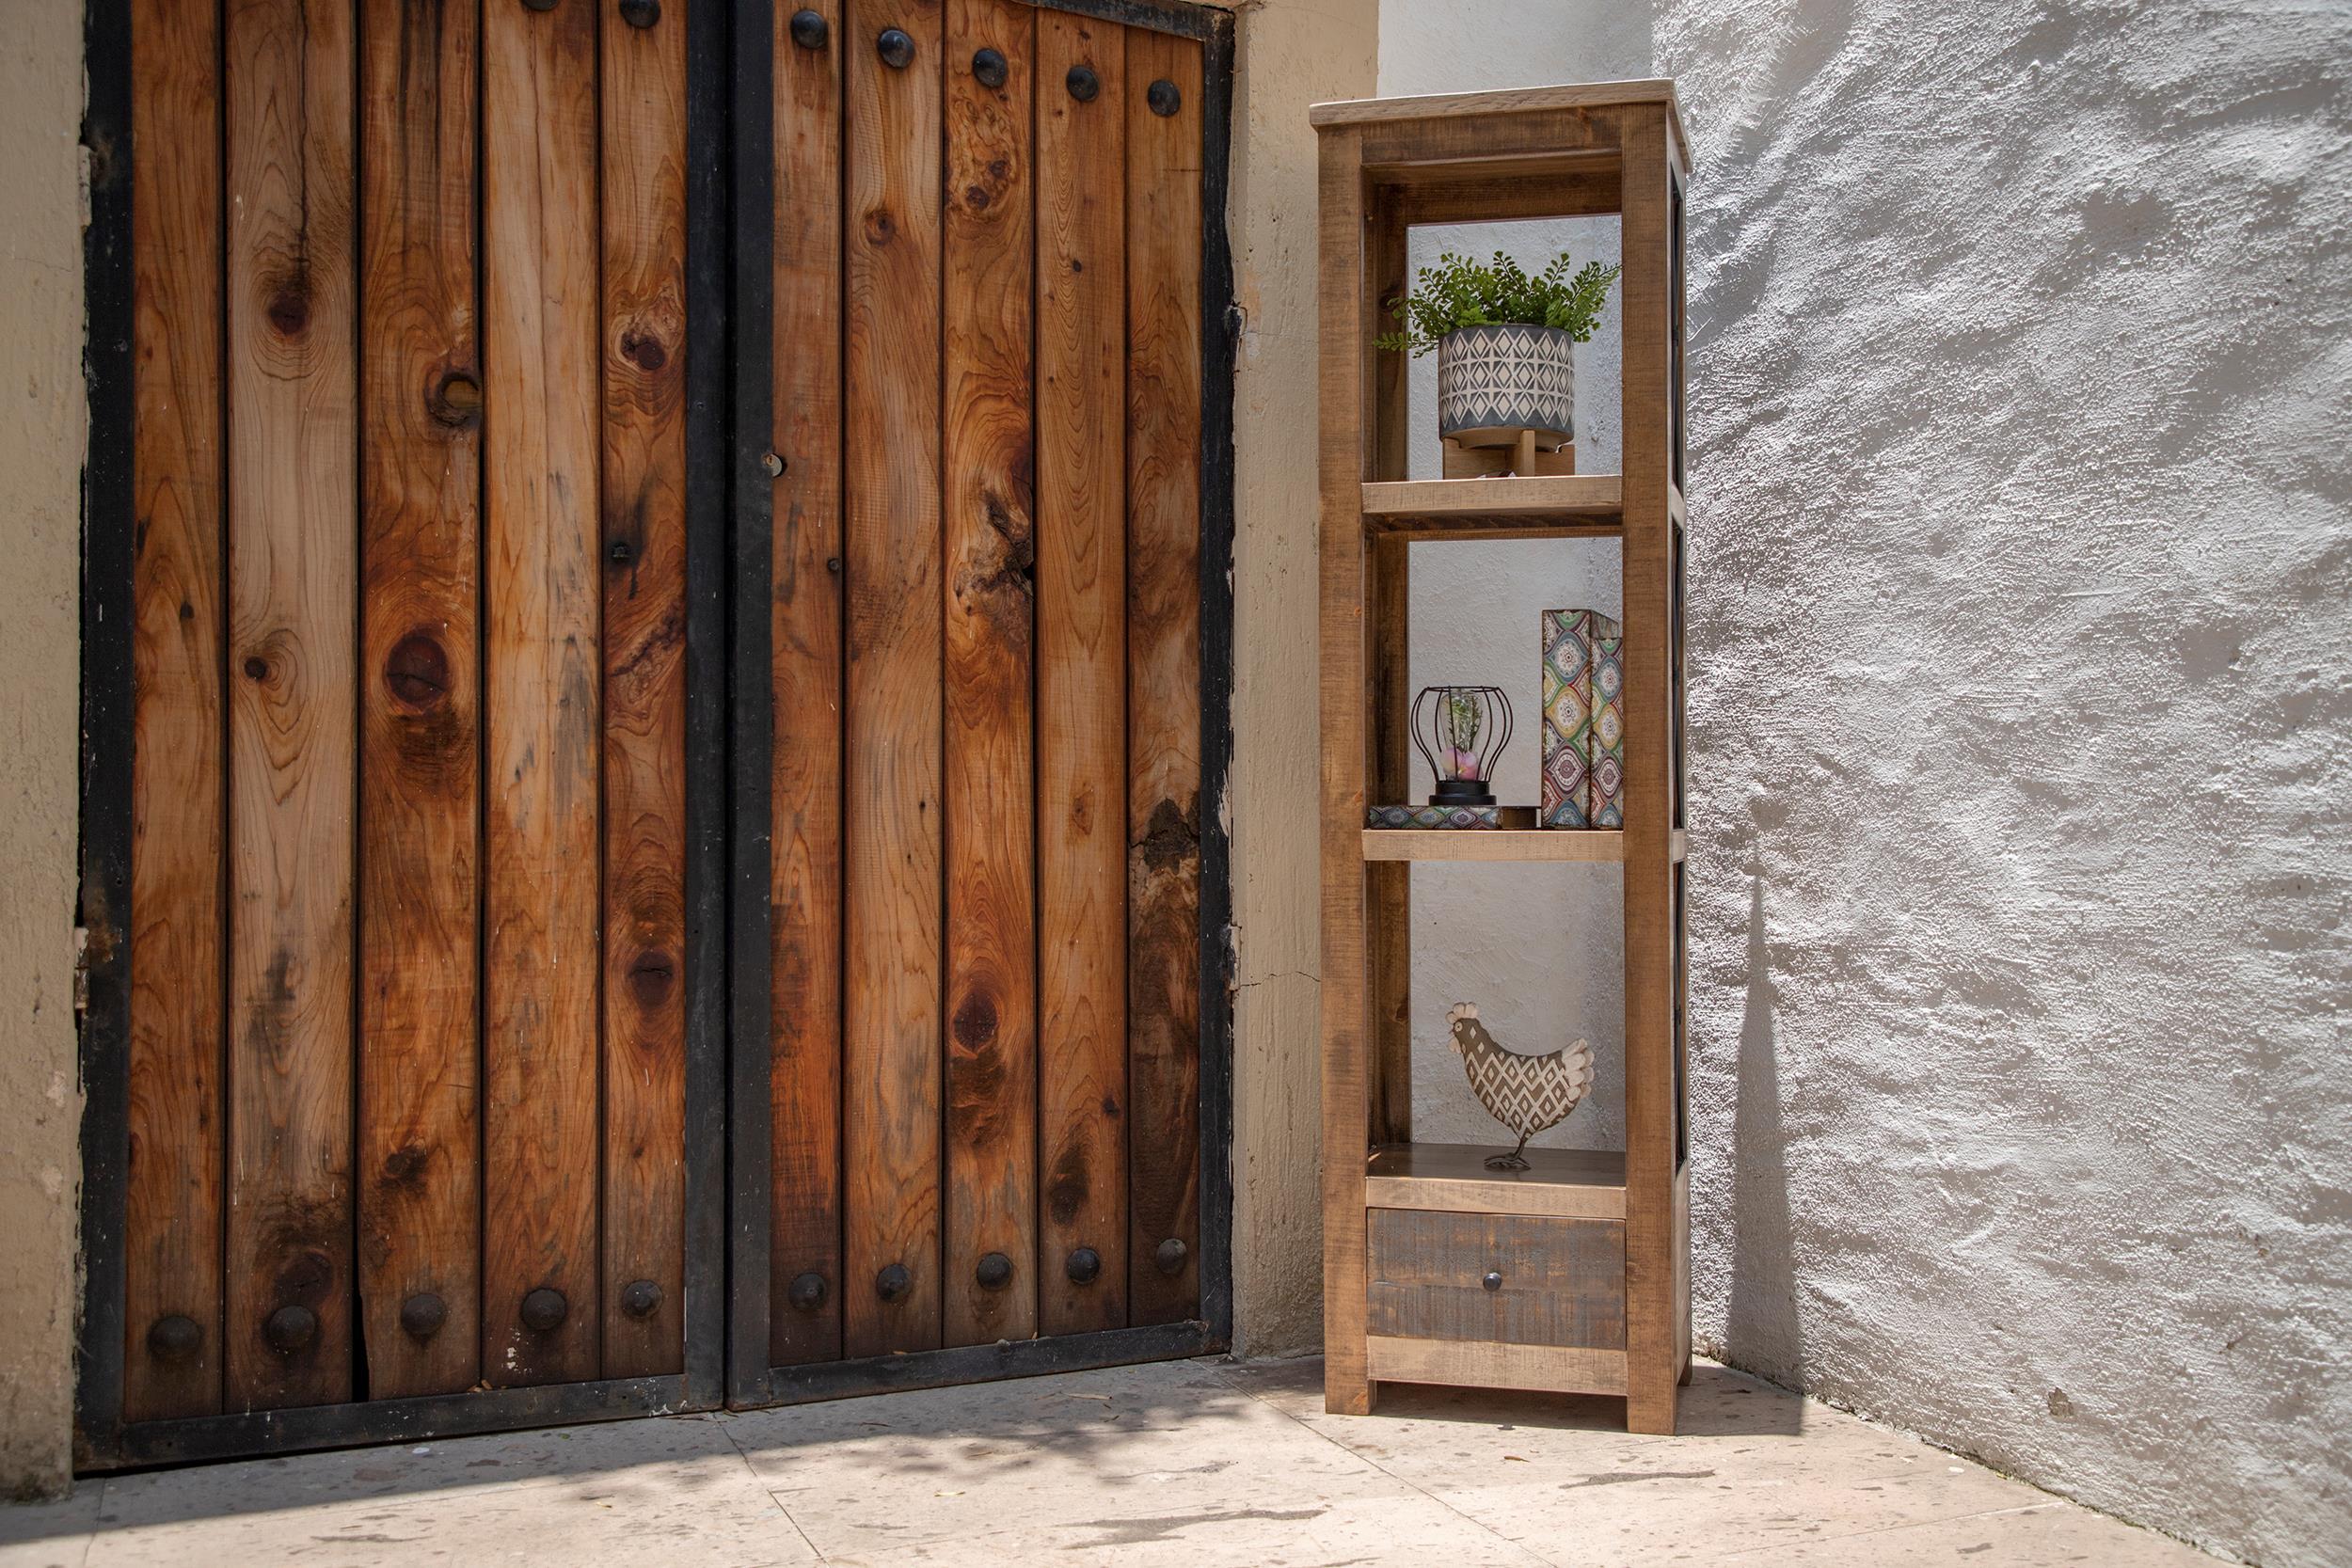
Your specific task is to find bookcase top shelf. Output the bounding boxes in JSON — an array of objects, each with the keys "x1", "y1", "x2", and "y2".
[{"x1": 1309, "y1": 80, "x2": 1692, "y2": 175}]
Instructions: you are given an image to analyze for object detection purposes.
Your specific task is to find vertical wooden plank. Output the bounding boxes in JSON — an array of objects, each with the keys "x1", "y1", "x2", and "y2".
[
  {"x1": 1365, "y1": 189, "x2": 1412, "y2": 1149},
  {"x1": 1035, "y1": 6, "x2": 1127, "y2": 1337},
  {"x1": 768, "y1": 0, "x2": 845, "y2": 1370},
  {"x1": 842, "y1": 0, "x2": 945, "y2": 1358},
  {"x1": 600, "y1": 0, "x2": 691, "y2": 1383},
  {"x1": 942, "y1": 0, "x2": 1039, "y2": 1349},
  {"x1": 125, "y1": 0, "x2": 225, "y2": 1424},
  {"x1": 483, "y1": 0, "x2": 602, "y2": 1387},
  {"x1": 223, "y1": 0, "x2": 358, "y2": 1412},
  {"x1": 1618, "y1": 104, "x2": 1680, "y2": 1436},
  {"x1": 1316, "y1": 122, "x2": 1374, "y2": 1416},
  {"x1": 357, "y1": 0, "x2": 482, "y2": 1401},
  {"x1": 1122, "y1": 27, "x2": 1201, "y2": 1327}
]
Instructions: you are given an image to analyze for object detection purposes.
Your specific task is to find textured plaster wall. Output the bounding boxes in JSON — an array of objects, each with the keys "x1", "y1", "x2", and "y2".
[
  {"x1": 1382, "y1": 2, "x2": 2352, "y2": 1564},
  {"x1": 0, "y1": 0, "x2": 86, "y2": 1502},
  {"x1": 1229, "y1": 0, "x2": 1380, "y2": 1356}
]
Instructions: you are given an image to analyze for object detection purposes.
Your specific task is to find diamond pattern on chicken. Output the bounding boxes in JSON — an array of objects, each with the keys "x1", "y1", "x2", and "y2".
[{"x1": 1447, "y1": 1002, "x2": 1596, "y2": 1170}]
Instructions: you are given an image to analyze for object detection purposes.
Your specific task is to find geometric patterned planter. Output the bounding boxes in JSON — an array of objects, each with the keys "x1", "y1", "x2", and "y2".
[{"x1": 1438, "y1": 323, "x2": 1576, "y2": 447}]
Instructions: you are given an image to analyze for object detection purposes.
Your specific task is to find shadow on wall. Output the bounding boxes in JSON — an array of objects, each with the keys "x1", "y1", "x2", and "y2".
[{"x1": 1724, "y1": 859, "x2": 1802, "y2": 1386}]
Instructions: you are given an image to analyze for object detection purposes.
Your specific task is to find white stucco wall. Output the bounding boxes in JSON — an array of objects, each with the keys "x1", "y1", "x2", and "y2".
[{"x1": 1383, "y1": 3, "x2": 2351, "y2": 1565}]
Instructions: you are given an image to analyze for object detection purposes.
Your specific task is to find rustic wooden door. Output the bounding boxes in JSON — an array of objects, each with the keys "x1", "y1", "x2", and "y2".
[
  {"x1": 79, "y1": 0, "x2": 728, "y2": 1463},
  {"x1": 730, "y1": 0, "x2": 1234, "y2": 1400},
  {"x1": 79, "y1": 0, "x2": 1228, "y2": 1463}
]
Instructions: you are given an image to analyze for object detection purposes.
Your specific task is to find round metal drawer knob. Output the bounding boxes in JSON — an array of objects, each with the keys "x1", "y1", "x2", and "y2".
[
  {"x1": 1482, "y1": 1271, "x2": 1504, "y2": 1292},
  {"x1": 876, "y1": 1263, "x2": 913, "y2": 1303},
  {"x1": 621, "y1": 1279, "x2": 664, "y2": 1320},
  {"x1": 789, "y1": 8, "x2": 829, "y2": 49},
  {"x1": 1066, "y1": 1246, "x2": 1103, "y2": 1285},
  {"x1": 400, "y1": 1292, "x2": 449, "y2": 1340},
  {"x1": 787, "y1": 1271, "x2": 829, "y2": 1312},
  {"x1": 877, "y1": 26, "x2": 914, "y2": 68},
  {"x1": 976, "y1": 1251, "x2": 1015, "y2": 1291},
  {"x1": 263, "y1": 1304, "x2": 318, "y2": 1354},
  {"x1": 148, "y1": 1314, "x2": 202, "y2": 1363},
  {"x1": 520, "y1": 1287, "x2": 569, "y2": 1333}
]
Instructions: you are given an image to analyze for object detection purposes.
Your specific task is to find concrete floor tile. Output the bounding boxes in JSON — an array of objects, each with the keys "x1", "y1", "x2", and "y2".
[
  {"x1": 1713, "y1": 1497, "x2": 2222, "y2": 1566},
  {"x1": 0, "y1": 1479, "x2": 103, "y2": 1568}
]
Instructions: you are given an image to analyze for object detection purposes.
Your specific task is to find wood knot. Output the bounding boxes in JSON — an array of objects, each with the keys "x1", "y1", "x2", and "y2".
[
  {"x1": 619, "y1": 330, "x2": 668, "y2": 372},
  {"x1": 627, "y1": 949, "x2": 676, "y2": 1008},
  {"x1": 385, "y1": 633, "x2": 452, "y2": 711},
  {"x1": 429, "y1": 369, "x2": 483, "y2": 428},
  {"x1": 864, "y1": 208, "x2": 897, "y2": 245},
  {"x1": 266, "y1": 285, "x2": 310, "y2": 338},
  {"x1": 952, "y1": 990, "x2": 997, "y2": 1050}
]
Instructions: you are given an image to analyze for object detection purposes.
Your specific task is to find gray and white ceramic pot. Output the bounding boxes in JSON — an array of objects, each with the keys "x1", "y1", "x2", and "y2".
[{"x1": 1436, "y1": 323, "x2": 1576, "y2": 448}]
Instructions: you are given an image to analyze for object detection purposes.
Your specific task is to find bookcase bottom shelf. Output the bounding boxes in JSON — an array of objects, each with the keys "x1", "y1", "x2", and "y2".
[
  {"x1": 1367, "y1": 1337, "x2": 1629, "y2": 1398},
  {"x1": 1365, "y1": 1143, "x2": 1627, "y2": 1220}
]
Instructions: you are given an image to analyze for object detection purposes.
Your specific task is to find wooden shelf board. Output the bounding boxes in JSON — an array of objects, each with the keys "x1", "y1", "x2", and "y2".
[
  {"x1": 1310, "y1": 80, "x2": 1692, "y2": 176},
  {"x1": 1363, "y1": 475, "x2": 1622, "y2": 536},
  {"x1": 1367, "y1": 1336, "x2": 1629, "y2": 1397},
  {"x1": 1367, "y1": 1143, "x2": 1627, "y2": 1221},
  {"x1": 1362, "y1": 829, "x2": 1621, "y2": 863}
]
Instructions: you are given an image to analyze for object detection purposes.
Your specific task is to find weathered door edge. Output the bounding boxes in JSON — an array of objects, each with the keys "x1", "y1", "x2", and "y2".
[
  {"x1": 72, "y1": 0, "x2": 734, "y2": 1470},
  {"x1": 722, "y1": 0, "x2": 1237, "y2": 1409}
]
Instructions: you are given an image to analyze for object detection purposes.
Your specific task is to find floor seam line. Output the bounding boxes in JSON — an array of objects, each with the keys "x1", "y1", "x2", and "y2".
[
  {"x1": 1210, "y1": 1364, "x2": 1565, "y2": 1568},
  {"x1": 710, "y1": 1417, "x2": 832, "y2": 1564}
]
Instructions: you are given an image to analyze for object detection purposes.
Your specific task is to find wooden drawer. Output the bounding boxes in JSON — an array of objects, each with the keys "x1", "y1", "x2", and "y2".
[{"x1": 1366, "y1": 1209, "x2": 1626, "y2": 1350}]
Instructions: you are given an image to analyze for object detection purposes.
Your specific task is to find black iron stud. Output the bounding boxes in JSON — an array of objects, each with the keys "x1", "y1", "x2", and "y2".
[
  {"x1": 826, "y1": 556, "x2": 843, "y2": 574},
  {"x1": 520, "y1": 1287, "x2": 569, "y2": 1333},
  {"x1": 1066, "y1": 1246, "x2": 1102, "y2": 1285},
  {"x1": 1065, "y1": 64, "x2": 1099, "y2": 103},
  {"x1": 1482, "y1": 1270, "x2": 1503, "y2": 1292},
  {"x1": 971, "y1": 47, "x2": 1008, "y2": 89},
  {"x1": 1147, "y1": 78, "x2": 1180, "y2": 117},
  {"x1": 523, "y1": 0, "x2": 557, "y2": 11},
  {"x1": 148, "y1": 1314, "x2": 202, "y2": 1363},
  {"x1": 400, "y1": 1292, "x2": 448, "y2": 1340},
  {"x1": 790, "y1": 8, "x2": 829, "y2": 49},
  {"x1": 263, "y1": 1304, "x2": 318, "y2": 1354},
  {"x1": 876, "y1": 1263, "x2": 913, "y2": 1302},
  {"x1": 621, "y1": 1279, "x2": 663, "y2": 1319},
  {"x1": 619, "y1": 0, "x2": 660, "y2": 24},
  {"x1": 877, "y1": 26, "x2": 914, "y2": 68},
  {"x1": 609, "y1": 539, "x2": 635, "y2": 565},
  {"x1": 976, "y1": 1251, "x2": 1014, "y2": 1291},
  {"x1": 787, "y1": 1271, "x2": 829, "y2": 1312},
  {"x1": 1154, "y1": 1237, "x2": 1187, "y2": 1275}
]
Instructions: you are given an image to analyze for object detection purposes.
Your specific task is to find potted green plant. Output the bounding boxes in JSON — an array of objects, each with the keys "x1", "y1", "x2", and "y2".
[{"x1": 1375, "y1": 249, "x2": 1622, "y2": 450}]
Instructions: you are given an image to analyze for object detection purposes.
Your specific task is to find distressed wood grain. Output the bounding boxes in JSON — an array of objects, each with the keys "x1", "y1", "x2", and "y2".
[
  {"x1": 124, "y1": 0, "x2": 226, "y2": 1424},
  {"x1": 482, "y1": 0, "x2": 602, "y2": 1387},
  {"x1": 942, "y1": 0, "x2": 1040, "y2": 1349},
  {"x1": 223, "y1": 0, "x2": 358, "y2": 1413},
  {"x1": 356, "y1": 0, "x2": 483, "y2": 1402},
  {"x1": 1035, "y1": 5, "x2": 1128, "y2": 1337}
]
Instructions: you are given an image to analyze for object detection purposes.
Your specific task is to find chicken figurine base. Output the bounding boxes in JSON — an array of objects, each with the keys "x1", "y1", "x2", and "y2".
[{"x1": 1446, "y1": 1003, "x2": 1596, "y2": 1171}]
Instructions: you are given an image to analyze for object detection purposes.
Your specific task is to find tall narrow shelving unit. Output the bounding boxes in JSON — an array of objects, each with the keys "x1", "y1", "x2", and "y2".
[{"x1": 1315, "y1": 83, "x2": 1692, "y2": 1432}]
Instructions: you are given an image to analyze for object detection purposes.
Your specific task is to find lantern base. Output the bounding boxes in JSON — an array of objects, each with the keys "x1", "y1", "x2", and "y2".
[{"x1": 1429, "y1": 779, "x2": 1496, "y2": 808}]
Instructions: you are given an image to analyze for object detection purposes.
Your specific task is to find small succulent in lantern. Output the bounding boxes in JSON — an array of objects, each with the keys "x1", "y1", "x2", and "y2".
[{"x1": 1411, "y1": 685, "x2": 1513, "y2": 807}]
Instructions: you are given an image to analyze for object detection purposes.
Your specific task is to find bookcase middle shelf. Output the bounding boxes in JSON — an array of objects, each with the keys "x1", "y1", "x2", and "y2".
[{"x1": 1359, "y1": 829, "x2": 1688, "y2": 864}]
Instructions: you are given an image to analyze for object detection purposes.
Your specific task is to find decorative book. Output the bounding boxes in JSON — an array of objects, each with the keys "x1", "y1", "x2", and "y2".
[
  {"x1": 1366, "y1": 805, "x2": 1538, "y2": 831},
  {"x1": 1541, "y1": 608, "x2": 1626, "y2": 829}
]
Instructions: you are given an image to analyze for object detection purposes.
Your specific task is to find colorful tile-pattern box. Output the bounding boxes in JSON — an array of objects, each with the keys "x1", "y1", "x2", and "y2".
[
  {"x1": 1366, "y1": 804, "x2": 1503, "y2": 830},
  {"x1": 1541, "y1": 608, "x2": 1625, "y2": 829}
]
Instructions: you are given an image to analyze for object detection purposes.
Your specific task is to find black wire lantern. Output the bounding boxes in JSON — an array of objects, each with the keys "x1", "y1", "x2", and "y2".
[{"x1": 1411, "y1": 685, "x2": 1513, "y2": 807}]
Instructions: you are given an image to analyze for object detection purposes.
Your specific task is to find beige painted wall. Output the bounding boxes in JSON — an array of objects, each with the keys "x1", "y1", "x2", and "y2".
[
  {"x1": 1225, "y1": 0, "x2": 1377, "y2": 1356},
  {"x1": 0, "y1": 0, "x2": 87, "y2": 1504}
]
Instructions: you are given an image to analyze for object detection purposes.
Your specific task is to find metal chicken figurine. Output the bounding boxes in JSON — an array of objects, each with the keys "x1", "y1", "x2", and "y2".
[{"x1": 1447, "y1": 1002, "x2": 1597, "y2": 1169}]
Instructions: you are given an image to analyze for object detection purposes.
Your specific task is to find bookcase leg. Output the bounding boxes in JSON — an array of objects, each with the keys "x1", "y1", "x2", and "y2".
[
  {"x1": 1627, "y1": 1375, "x2": 1679, "y2": 1434},
  {"x1": 1327, "y1": 1370, "x2": 1376, "y2": 1417}
]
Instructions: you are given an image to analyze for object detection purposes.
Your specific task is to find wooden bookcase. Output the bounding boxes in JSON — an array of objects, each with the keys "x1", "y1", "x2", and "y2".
[{"x1": 1313, "y1": 82, "x2": 1692, "y2": 1432}]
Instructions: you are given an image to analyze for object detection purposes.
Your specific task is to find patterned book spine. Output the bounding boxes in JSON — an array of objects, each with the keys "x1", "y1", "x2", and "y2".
[
  {"x1": 1589, "y1": 620, "x2": 1625, "y2": 829},
  {"x1": 1541, "y1": 609, "x2": 1623, "y2": 828}
]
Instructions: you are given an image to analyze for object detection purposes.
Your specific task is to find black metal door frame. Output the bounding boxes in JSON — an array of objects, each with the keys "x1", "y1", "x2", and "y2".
[
  {"x1": 74, "y1": 0, "x2": 1232, "y2": 1469},
  {"x1": 721, "y1": 0, "x2": 1238, "y2": 1410}
]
